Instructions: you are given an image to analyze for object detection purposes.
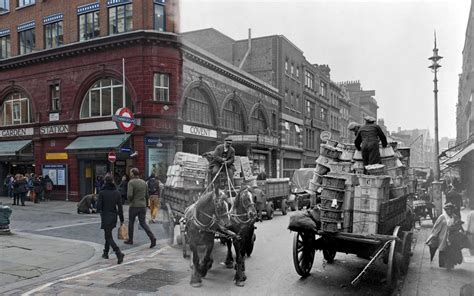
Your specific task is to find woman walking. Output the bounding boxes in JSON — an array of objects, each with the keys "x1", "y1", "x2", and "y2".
[
  {"x1": 96, "y1": 175, "x2": 125, "y2": 264},
  {"x1": 426, "y1": 202, "x2": 464, "y2": 270},
  {"x1": 13, "y1": 174, "x2": 28, "y2": 206}
]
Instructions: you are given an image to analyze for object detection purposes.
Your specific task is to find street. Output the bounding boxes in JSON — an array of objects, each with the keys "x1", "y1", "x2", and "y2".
[{"x1": 2, "y1": 198, "x2": 396, "y2": 295}]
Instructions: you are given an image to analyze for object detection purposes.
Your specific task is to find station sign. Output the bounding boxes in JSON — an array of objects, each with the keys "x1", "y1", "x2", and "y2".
[
  {"x1": 0, "y1": 127, "x2": 34, "y2": 138},
  {"x1": 40, "y1": 124, "x2": 69, "y2": 135},
  {"x1": 183, "y1": 124, "x2": 217, "y2": 138},
  {"x1": 112, "y1": 107, "x2": 136, "y2": 133}
]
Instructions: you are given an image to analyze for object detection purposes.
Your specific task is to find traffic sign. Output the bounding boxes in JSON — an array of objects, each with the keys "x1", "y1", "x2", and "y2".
[
  {"x1": 120, "y1": 147, "x2": 132, "y2": 153},
  {"x1": 320, "y1": 131, "x2": 332, "y2": 141},
  {"x1": 108, "y1": 152, "x2": 116, "y2": 163},
  {"x1": 112, "y1": 107, "x2": 136, "y2": 133}
]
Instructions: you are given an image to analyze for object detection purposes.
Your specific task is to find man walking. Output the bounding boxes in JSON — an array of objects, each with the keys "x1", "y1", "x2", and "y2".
[
  {"x1": 125, "y1": 168, "x2": 157, "y2": 248},
  {"x1": 146, "y1": 173, "x2": 160, "y2": 223}
]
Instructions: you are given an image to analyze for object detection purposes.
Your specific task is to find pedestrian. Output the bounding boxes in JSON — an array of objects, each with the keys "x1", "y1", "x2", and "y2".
[
  {"x1": 347, "y1": 121, "x2": 361, "y2": 137},
  {"x1": 96, "y1": 175, "x2": 125, "y2": 264},
  {"x1": 31, "y1": 175, "x2": 42, "y2": 204},
  {"x1": 125, "y1": 168, "x2": 156, "y2": 248},
  {"x1": 95, "y1": 175, "x2": 105, "y2": 194},
  {"x1": 208, "y1": 137, "x2": 236, "y2": 194},
  {"x1": 43, "y1": 175, "x2": 54, "y2": 200},
  {"x1": 77, "y1": 194, "x2": 98, "y2": 214},
  {"x1": 14, "y1": 174, "x2": 28, "y2": 206},
  {"x1": 426, "y1": 202, "x2": 464, "y2": 270},
  {"x1": 446, "y1": 185, "x2": 463, "y2": 218},
  {"x1": 27, "y1": 173, "x2": 36, "y2": 203},
  {"x1": 37, "y1": 175, "x2": 45, "y2": 201},
  {"x1": 354, "y1": 116, "x2": 388, "y2": 167},
  {"x1": 5, "y1": 174, "x2": 13, "y2": 199},
  {"x1": 146, "y1": 173, "x2": 160, "y2": 223},
  {"x1": 118, "y1": 175, "x2": 129, "y2": 205}
]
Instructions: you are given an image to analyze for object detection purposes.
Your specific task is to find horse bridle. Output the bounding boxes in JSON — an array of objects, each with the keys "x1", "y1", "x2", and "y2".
[
  {"x1": 191, "y1": 194, "x2": 231, "y2": 231},
  {"x1": 231, "y1": 189, "x2": 256, "y2": 224}
]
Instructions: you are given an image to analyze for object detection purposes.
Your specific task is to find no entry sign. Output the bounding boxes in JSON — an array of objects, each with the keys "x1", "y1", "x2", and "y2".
[
  {"x1": 112, "y1": 107, "x2": 136, "y2": 133},
  {"x1": 108, "y1": 152, "x2": 116, "y2": 163}
]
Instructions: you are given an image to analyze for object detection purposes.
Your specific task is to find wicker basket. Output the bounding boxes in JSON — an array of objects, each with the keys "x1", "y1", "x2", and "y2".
[
  {"x1": 353, "y1": 150, "x2": 363, "y2": 160},
  {"x1": 381, "y1": 157, "x2": 397, "y2": 169},
  {"x1": 320, "y1": 144, "x2": 342, "y2": 159},
  {"x1": 321, "y1": 219, "x2": 340, "y2": 232},
  {"x1": 365, "y1": 164, "x2": 386, "y2": 175},
  {"x1": 339, "y1": 149, "x2": 355, "y2": 161},
  {"x1": 380, "y1": 146, "x2": 395, "y2": 158},
  {"x1": 321, "y1": 187, "x2": 345, "y2": 200},
  {"x1": 326, "y1": 139, "x2": 339, "y2": 147},
  {"x1": 321, "y1": 198, "x2": 343, "y2": 210},
  {"x1": 312, "y1": 173, "x2": 323, "y2": 185},
  {"x1": 321, "y1": 175, "x2": 346, "y2": 190},
  {"x1": 315, "y1": 164, "x2": 330, "y2": 175},
  {"x1": 321, "y1": 208, "x2": 343, "y2": 220}
]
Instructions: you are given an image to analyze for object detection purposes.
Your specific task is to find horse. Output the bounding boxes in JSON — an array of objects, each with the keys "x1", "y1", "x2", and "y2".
[
  {"x1": 222, "y1": 186, "x2": 257, "y2": 287},
  {"x1": 184, "y1": 190, "x2": 234, "y2": 288}
]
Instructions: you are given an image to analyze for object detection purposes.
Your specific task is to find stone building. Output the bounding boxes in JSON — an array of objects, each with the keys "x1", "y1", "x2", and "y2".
[
  {"x1": 339, "y1": 80, "x2": 378, "y2": 125},
  {"x1": 0, "y1": 0, "x2": 181, "y2": 200}
]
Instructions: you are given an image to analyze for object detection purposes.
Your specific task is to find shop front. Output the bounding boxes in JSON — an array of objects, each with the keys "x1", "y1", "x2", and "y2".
[
  {"x1": 145, "y1": 136, "x2": 176, "y2": 182},
  {"x1": 0, "y1": 137, "x2": 34, "y2": 194}
]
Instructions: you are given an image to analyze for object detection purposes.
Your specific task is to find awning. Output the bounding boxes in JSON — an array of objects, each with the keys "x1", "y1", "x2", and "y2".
[
  {"x1": 0, "y1": 140, "x2": 32, "y2": 156},
  {"x1": 65, "y1": 134, "x2": 130, "y2": 151},
  {"x1": 444, "y1": 143, "x2": 474, "y2": 165}
]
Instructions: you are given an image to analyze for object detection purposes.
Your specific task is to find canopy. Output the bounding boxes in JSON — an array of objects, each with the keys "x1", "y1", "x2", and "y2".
[
  {"x1": 444, "y1": 143, "x2": 474, "y2": 165},
  {"x1": 65, "y1": 134, "x2": 130, "y2": 151},
  {"x1": 291, "y1": 168, "x2": 315, "y2": 191},
  {"x1": 0, "y1": 140, "x2": 32, "y2": 156}
]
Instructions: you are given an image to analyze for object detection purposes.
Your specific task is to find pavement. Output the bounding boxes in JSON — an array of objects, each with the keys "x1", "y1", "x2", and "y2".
[{"x1": 395, "y1": 207, "x2": 474, "y2": 296}]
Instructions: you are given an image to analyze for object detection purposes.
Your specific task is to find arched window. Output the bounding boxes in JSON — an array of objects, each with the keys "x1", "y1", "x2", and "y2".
[
  {"x1": 250, "y1": 108, "x2": 267, "y2": 134},
  {"x1": 80, "y1": 78, "x2": 133, "y2": 119},
  {"x1": 0, "y1": 92, "x2": 33, "y2": 126},
  {"x1": 183, "y1": 88, "x2": 213, "y2": 125},
  {"x1": 223, "y1": 99, "x2": 244, "y2": 132}
]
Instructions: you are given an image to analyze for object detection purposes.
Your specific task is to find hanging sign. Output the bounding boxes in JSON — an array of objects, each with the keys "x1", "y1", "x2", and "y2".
[
  {"x1": 112, "y1": 107, "x2": 136, "y2": 133},
  {"x1": 320, "y1": 131, "x2": 332, "y2": 141}
]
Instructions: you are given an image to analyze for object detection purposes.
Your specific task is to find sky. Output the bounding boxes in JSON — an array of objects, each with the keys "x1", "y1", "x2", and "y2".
[{"x1": 179, "y1": 0, "x2": 471, "y2": 139}]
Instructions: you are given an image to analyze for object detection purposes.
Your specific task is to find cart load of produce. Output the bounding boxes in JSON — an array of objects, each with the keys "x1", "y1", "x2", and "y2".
[{"x1": 165, "y1": 152, "x2": 209, "y2": 189}]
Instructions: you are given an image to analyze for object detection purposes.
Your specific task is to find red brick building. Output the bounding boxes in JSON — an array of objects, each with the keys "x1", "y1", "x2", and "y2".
[{"x1": 0, "y1": 0, "x2": 181, "y2": 200}]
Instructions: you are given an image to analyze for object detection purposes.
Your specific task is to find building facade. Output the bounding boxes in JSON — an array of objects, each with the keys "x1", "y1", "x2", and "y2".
[
  {"x1": 0, "y1": 0, "x2": 181, "y2": 200},
  {"x1": 339, "y1": 80, "x2": 378, "y2": 125}
]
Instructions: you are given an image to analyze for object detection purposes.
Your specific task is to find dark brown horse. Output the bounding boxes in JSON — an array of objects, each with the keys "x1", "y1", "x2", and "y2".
[
  {"x1": 222, "y1": 186, "x2": 257, "y2": 287},
  {"x1": 184, "y1": 190, "x2": 233, "y2": 288}
]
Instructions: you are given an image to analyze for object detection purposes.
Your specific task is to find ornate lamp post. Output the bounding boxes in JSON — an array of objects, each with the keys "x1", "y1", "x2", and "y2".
[{"x1": 428, "y1": 31, "x2": 443, "y2": 215}]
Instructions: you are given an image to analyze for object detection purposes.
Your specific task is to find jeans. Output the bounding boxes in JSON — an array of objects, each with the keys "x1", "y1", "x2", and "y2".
[
  {"x1": 104, "y1": 227, "x2": 120, "y2": 254},
  {"x1": 128, "y1": 207, "x2": 155, "y2": 242},
  {"x1": 15, "y1": 192, "x2": 26, "y2": 205}
]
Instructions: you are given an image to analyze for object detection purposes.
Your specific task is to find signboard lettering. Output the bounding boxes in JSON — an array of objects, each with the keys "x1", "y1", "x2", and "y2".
[
  {"x1": 0, "y1": 127, "x2": 34, "y2": 138},
  {"x1": 40, "y1": 125, "x2": 69, "y2": 135},
  {"x1": 183, "y1": 124, "x2": 217, "y2": 138}
]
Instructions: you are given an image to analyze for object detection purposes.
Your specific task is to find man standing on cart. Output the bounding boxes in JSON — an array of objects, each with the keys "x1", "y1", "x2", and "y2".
[
  {"x1": 355, "y1": 116, "x2": 388, "y2": 166},
  {"x1": 209, "y1": 137, "x2": 236, "y2": 194}
]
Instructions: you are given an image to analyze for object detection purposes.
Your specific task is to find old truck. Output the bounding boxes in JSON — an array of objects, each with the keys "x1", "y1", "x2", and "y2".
[{"x1": 256, "y1": 178, "x2": 290, "y2": 219}]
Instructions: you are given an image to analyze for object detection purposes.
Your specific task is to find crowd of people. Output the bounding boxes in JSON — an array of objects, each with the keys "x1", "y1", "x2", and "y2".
[{"x1": 3, "y1": 173, "x2": 54, "y2": 206}]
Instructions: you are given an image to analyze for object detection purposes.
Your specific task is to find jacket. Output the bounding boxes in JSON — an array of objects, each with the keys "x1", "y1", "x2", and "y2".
[
  {"x1": 77, "y1": 194, "x2": 96, "y2": 213},
  {"x1": 15, "y1": 179, "x2": 28, "y2": 194},
  {"x1": 127, "y1": 177, "x2": 149, "y2": 208},
  {"x1": 118, "y1": 180, "x2": 128, "y2": 197},
  {"x1": 209, "y1": 144, "x2": 236, "y2": 171},
  {"x1": 96, "y1": 183, "x2": 124, "y2": 229}
]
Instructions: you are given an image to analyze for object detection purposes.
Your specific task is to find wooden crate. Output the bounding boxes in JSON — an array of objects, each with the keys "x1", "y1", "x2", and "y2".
[
  {"x1": 343, "y1": 186, "x2": 354, "y2": 211},
  {"x1": 343, "y1": 210, "x2": 353, "y2": 233},
  {"x1": 354, "y1": 195, "x2": 383, "y2": 212},
  {"x1": 352, "y1": 210, "x2": 380, "y2": 234},
  {"x1": 354, "y1": 185, "x2": 389, "y2": 200},
  {"x1": 358, "y1": 175, "x2": 391, "y2": 189}
]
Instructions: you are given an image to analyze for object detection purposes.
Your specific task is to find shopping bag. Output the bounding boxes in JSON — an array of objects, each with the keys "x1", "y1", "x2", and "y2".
[{"x1": 117, "y1": 224, "x2": 128, "y2": 240}]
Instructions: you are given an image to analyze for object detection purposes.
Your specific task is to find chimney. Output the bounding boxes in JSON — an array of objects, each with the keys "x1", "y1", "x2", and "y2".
[{"x1": 239, "y1": 28, "x2": 252, "y2": 69}]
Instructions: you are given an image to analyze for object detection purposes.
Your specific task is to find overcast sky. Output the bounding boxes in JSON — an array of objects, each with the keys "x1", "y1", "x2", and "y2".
[{"x1": 180, "y1": 0, "x2": 471, "y2": 139}]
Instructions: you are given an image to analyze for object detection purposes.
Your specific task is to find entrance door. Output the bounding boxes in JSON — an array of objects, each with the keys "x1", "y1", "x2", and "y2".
[{"x1": 79, "y1": 160, "x2": 110, "y2": 197}]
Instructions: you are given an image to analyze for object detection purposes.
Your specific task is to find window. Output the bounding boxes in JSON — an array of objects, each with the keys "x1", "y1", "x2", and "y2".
[
  {"x1": 320, "y1": 81, "x2": 327, "y2": 97},
  {"x1": 50, "y1": 84, "x2": 60, "y2": 111},
  {"x1": 0, "y1": 0, "x2": 9, "y2": 13},
  {"x1": 17, "y1": 0, "x2": 33, "y2": 7},
  {"x1": 290, "y1": 93, "x2": 294, "y2": 107},
  {"x1": 250, "y1": 109, "x2": 267, "y2": 134},
  {"x1": 109, "y1": 3, "x2": 133, "y2": 34},
  {"x1": 18, "y1": 28, "x2": 35, "y2": 54},
  {"x1": 305, "y1": 128, "x2": 315, "y2": 150},
  {"x1": 0, "y1": 35, "x2": 10, "y2": 59},
  {"x1": 306, "y1": 100, "x2": 315, "y2": 118},
  {"x1": 154, "y1": 3, "x2": 165, "y2": 31},
  {"x1": 289, "y1": 124, "x2": 297, "y2": 146},
  {"x1": 79, "y1": 11, "x2": 100, "y2": 41},
  {"x1": 283, "y1": 158, "x2": 301, "y2": 178},
  {"x1": 272, "y1": 112, "x2": 277, "y2": 131},
  {"x1": 285, "y1": 60, "x2": 288, "y2": 73},
  {"x1": 223, "y1": 100, "x2": 244, "y2": 132},
  {"x1": 304, "y1": 71, "x2": 314, "y2": 89},
  {"x1": 80, "y1": 78, "x2": 133, "y2": 119},
  {"x1": 0, "y1": 92, "x2": 32, "y2": 126},
  {"x1": 184, "y1": 88, "x2": 213, "y2": 125},
  {"x1": 285, "y1": 90, "x2": 289, "y2": 105},
  {"x1": 295, "y1": 95, "x2": 300, "y2": 111},
  {"x1": 44, "y1": 21, "x2": 63, "y2": 49},
  {"x1": 296, "y1": 67, "x2": 299, "y2": 78},
  {"x1": 320, "y1": 108, "x2": 327, "y2": 122},
  {"x1": 153, "y1": 73, "x2": 169, "y2": 102},
  {"x1": 291, "y1": 64, "x2": 294, "y2": 75}
]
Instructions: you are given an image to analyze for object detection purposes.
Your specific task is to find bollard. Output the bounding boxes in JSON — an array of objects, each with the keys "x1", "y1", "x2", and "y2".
[{"x1": 0, "y1": 203, "x2": 12, "y2": 235}]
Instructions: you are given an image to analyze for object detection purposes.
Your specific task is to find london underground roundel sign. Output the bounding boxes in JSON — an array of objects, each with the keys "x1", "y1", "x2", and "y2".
[
  {"x1": 320, "y1": 130, "x2": 332, "y2": 141},
  {"x1": 112, "y1": 107, "x2": 136, "y2": 133}
]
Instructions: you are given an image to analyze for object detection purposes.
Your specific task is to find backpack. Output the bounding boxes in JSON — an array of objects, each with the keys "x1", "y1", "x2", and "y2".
[
  {"x1": 46, "y1": 181, "x2": 53, "y2": 191},
  {"x1": 147, "y1": 178, "x2": 158, "y2": 194}
]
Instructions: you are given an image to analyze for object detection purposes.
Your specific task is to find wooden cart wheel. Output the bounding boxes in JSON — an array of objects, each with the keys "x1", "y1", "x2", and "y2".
[
  {"x1": 400, "y1": 231, "x2": 413, "y2": 275},
  {"x1": 165, "y1": 203, "x2": 175, "y2": 245},
  {"x1": 292, "y1": 232, "x2": 315, "y2": 277},
  {"x1": 386, "y1": 226, "x2": 400, "y2": 286},
  {"x1": 323, "y1": 249, "x2": 336, "y2": 264},
  {"x1": 281, "y1": 199, "x2": 288, "y2": 215}
]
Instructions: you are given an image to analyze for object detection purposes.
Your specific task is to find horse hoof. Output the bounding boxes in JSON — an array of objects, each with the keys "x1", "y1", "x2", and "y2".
[
  {"x1": 191, "y1": 282, "x2": 202, "y2": 288},
  {"x1": 225, "y1": 262, "x2": 234, "y2": 269},
  {"x1": 235, "y1": 280, "x2": 245, "y2": 287}
]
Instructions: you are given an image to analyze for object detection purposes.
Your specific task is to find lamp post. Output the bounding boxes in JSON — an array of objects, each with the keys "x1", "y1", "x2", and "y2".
[
  {"x1": 428, "y1": 31, "x2": 443, "y2": 216},
  {"x1": 428, "y1": 31, "x2": 442, "y2": 181}
]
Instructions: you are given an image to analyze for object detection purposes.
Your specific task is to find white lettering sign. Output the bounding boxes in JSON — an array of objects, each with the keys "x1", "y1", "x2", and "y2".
[
  {"x1": 40, "y1": 125, "x2": 69, "y2": 135},
  {"x1": 0, "y1": 127, "x2": 34, "y2": 138},
  {"x1": 49, "y1": 113, "x2": 59, "y2": 121},
  {"x1": 183, "y1": 124, "x2": 217, "y2": 138}
]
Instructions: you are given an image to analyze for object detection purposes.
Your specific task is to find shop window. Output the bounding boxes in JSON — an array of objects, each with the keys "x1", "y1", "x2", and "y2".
[
  {"x1": 79, "y1": 10, "x2": 100, "y2": 41},
  {"x1": 183, "y1": 88, "x2": 214, "y2": 126},
  {"x1": 17, "y1": 0, "x2": 33, "y2": 8},
  {"x1": 80, "y1": 78, "x2": 133, "y2": 119},
  {"x1": 0, "y1": 0, "x2": 8, "y2": 13},
  {"x1": 250, "y1": 108, "x2": 267, "y2": 134},
  {"x1": 50, "y1": 84, "x2": 60, "y2": 111},
  {"x1": 153, "y1": 73, "x2": 169, "y2": 102},
  {"x1": 108, "y1": 3, "x2": 133, "y2": 35},
  {"x1": 0, "y1": 92, "x2": 32, "y2": 126},
  {"x1": 18, "y1": 28, "x2": 35, "y2": 55},
  {"x1": 44, "y1": 21, "x2": 63, "y2": 49},
  {"x1": 0, "y1": 35, "x2": 10, "y2": 59},
  {"x1": 223, "y1": 99, "x2": 245, "y2": 132},
  {"x1": 153, "y1": 2, "x2": 165, "y2": 32}
]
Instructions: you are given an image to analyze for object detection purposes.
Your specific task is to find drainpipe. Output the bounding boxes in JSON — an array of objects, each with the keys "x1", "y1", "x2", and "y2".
[{"x1": 239, "y1": 28, "x2": 251, "y2": 69}]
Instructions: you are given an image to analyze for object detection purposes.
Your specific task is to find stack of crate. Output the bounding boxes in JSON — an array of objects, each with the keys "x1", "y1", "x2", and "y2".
[
  {"x1": 352, "y1": 175, "x2": 391, "y2": 234},
  {"x1": 166, "y1": 152, "x2": 208, "y2": 188},
  {"x1": 318, "y1": 175, "x2": 347, "y2": 232}
]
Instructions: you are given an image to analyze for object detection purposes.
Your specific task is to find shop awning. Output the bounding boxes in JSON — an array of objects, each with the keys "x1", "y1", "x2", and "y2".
[
  {"x1": 0, "y1": 140, "x2": 32, "y2": 156},
  {"x1": 65, "y1": 134, "x2": 130, "y2": 151},
  {"x1": 444, "y1": 143, "x2": 474, "y2": 165}
]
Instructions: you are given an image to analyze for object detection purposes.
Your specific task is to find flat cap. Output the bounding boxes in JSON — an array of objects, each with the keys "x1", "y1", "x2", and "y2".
[
  {"x1": 347, "y1": 122, "x2": 361, "y2": 131},
  {"x1": 224, "y1": 137, "x2": 233, "y2": 142},
  {"x1": 364, "y1": 115, "x2": 376, "y2": 123}
]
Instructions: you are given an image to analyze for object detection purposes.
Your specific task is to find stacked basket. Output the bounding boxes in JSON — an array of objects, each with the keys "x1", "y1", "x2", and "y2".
[{"x1": 318, "y1": 175, "x2": 346, "y2": 232}]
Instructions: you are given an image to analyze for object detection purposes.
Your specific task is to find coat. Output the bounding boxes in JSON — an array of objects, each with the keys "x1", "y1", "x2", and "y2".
[
  {"x1": 209, "y1": 144, "x2": 235, "y2": 173},
  {"x1": 96, "y1": 183, "x2": 124, "y2": 229},
  {"x1": 127, "y1": 177, "x2": 149, "y2": 208},
  {"x1": 355, "y1": 123, "x2": 388, "y2": 166},
  {"x1": 426, "y1": 213, "x2": 455, "y2": 252}
]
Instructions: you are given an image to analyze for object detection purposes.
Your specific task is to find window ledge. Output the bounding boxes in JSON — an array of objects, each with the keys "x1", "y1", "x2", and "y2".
[
  {"x1": 0, "y1": 10, "x2": 10, "y2": 16},
  {"x1": 16, "y1": 3, "x2": 36, "y2": 11},
  {"x1": 149, "y1": 100, "x2": 174, "y2": 105}
]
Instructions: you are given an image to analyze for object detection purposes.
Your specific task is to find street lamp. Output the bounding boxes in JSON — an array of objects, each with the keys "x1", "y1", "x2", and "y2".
[{"x1": 428, "y1": 31, "x2": 442, "y2": 181}]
